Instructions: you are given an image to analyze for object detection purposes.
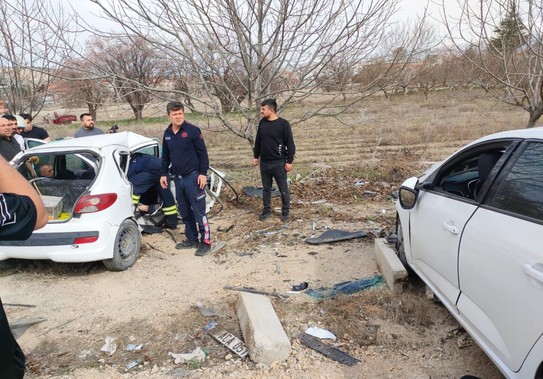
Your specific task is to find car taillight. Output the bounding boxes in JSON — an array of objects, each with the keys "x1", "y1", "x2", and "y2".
[
  {"x1": 74, "y1": 193, "x2": 118, "y2": 214},
  {"x1": 74, "y1": 235, "x2": 99, "y2": 244}
]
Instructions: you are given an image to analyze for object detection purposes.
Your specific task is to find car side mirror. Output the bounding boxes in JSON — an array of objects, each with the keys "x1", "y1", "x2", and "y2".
[{"x1": 398, "y1": 186, "x2": 418, "y2": 209}]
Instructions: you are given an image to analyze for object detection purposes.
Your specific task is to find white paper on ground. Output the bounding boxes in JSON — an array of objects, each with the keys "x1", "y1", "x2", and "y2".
[{"x1": 305, "y1": 326, "x2": 337, "y2": 340}]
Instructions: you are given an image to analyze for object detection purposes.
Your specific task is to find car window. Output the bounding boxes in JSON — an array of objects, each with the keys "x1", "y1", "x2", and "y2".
[
  {"x1": 428, "y1": 141, "x2": 514, "y2": 200},
  {"x1": 486, "y1": 142, "x2": 543, "y2": 221}
]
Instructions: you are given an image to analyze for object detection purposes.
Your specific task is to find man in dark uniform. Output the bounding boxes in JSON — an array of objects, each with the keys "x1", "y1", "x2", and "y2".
[
  {"x1": 252, "y1": 98, "x2": 296, "y2": 222},
  {"x1": 160, "y1": 101, "x2": 212, "y2": 256},
  {"x1": 128, "y1": 153, "x2": 178, "y2": 229},
  {"x1": 0, "y1": 155, "x2": 48, "y2": 378}
]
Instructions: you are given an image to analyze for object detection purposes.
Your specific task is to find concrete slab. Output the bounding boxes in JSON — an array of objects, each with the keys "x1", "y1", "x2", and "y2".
[
  {"x1": 237, "y1": 292, "x2": 291, "y2": 364},
  {"x1": 374, "y1": 238, "x2": 408, "y2": 294}
]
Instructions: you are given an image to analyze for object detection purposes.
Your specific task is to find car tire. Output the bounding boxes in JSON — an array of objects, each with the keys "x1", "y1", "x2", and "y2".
[{"x1": 102, "y1": 219, "x2": 141, "y2": 271}]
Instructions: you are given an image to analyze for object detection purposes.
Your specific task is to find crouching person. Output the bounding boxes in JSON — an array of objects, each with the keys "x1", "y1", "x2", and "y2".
[{"x1": 128, "y1": 153, "x2": 178, "y2": 229}]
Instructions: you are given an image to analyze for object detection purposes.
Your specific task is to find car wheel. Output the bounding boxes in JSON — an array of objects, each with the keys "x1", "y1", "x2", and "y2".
[
  {"x1": 395, "y1": 215, "x2": 409, "y2": 269},
  {"x1": 102, "y1": 219, "x2": 141, "y2": 271}
]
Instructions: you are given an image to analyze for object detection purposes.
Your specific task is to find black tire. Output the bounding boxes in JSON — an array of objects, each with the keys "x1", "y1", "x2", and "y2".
[{"x1": 103, "y1": 219, "x2": 141, "y2": 271}]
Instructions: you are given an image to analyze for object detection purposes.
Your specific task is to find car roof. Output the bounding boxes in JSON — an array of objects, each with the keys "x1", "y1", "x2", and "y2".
[
  {"x1": 472, "y1": 126, "x2": 543, "y2": 145},
  {"x1": 24, "y1": 131, "x2": 158, "y2": 153}
]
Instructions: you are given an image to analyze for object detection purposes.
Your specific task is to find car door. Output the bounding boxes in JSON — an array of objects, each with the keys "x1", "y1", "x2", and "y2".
[
  {"x1": 410, "y1": 142, "x2": 511, "y2": 309},
  {"x1": 457, "y1": 140, "x2": 543, "y2": 372}
]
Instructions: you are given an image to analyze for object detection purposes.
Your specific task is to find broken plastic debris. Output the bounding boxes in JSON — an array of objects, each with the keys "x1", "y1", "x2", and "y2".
[
  {"x1": 298, "y1": 332, "x2": 359, "y2": 366},
  {"x1": 100, "y1": 336, "x2": 117, "y2": 355},
  {"x1": 169, "y1": 347, "x2": 208, "y2": 364},
  {"x1": 195, "y1": 301, "x2": 220, "y2": 317},
  {"x1": 9, "y1": 317, "x2": 47, "y2": 339},
  {"x1": 292, "y1": 282, "x2": 309, "y2": 291},
  {"x1": 305, "y1": 326, "x2": 337, "y2": 340},
  {"x1": 203, "y1": 320, "x2": 218, "y2": 332},
  {"x1": 126, "y1": 359, "x2": 140, "y2": 370},
  {"x1": 306, "y1": 275, "x2": 383, "y2": 300},
  {"x1": 305, "y1": 229, "x2": 367, "y2": 245},
  {"x1": 125, "y1": 344, "x2": 143, "y2": 351}
]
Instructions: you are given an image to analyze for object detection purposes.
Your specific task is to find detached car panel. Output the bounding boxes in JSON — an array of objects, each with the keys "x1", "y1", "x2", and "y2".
[{"x1": 396, "y1": 127, "x2": 543, "y2": 379}]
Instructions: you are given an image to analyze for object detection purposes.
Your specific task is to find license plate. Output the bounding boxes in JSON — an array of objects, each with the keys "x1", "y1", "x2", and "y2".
[{"x1": 211, "y1": 330, "x2": 249, "y2": 358}]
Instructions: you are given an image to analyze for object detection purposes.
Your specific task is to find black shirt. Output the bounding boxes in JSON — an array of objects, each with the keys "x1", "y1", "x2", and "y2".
[
  {"x1": 22, "y1": 126, "x2": 49, "y2": 140},
  {"x1": 254, "y1": 117, "x2": 296, "y2": 163},
  {"x1": 0, "y1": 193, "x2": 37, "y2": 240},
  {"x1": 0, "y1": 138, "x2": 21, "y2": 162}
]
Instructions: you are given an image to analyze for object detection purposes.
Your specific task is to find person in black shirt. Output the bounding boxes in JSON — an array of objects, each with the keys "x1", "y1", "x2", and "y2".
[
  {"x1": 252, "y1": 99, "x2": 296, "y2": 222},
  {"x1": 0, "y1": 155, "x2": 47, "y2": 379},
  {"x1": 160, "y1": 101, "x2": 212, "y2": 256},
  {"x1": 19, "y1": 113, "x2": 50, "y2": 141}
]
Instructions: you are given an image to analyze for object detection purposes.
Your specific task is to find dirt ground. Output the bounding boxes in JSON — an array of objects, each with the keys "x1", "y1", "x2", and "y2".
[{"x1": 0, "y1": 171, "x2": 504, "y2": 379}]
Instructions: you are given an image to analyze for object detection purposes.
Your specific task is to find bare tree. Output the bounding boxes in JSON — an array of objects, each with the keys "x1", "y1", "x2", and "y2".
[
  {"x1": 0, "y1": 0, "x2": 72, "y2": 116},
  {"x1": 85, "y1": 36, "x2": 168, "y2": 120},
  {"x1": 88, "y1": 0, "x2": 431, "y2": 146},
  {"x1": 443, "y1": 0, "x2": 543, "y2": 127}
]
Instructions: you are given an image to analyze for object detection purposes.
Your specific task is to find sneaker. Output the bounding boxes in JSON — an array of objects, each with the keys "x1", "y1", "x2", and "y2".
[
  {"x1": 259, "y1": 212, "x2": 271, "y2": 221},
  {"x1": 175, "y1": 240, "x2": 199, "y2": 250},
  {"x1": 280, "y1": 214, "x2": 290, "y2": 222},
  {"x1": 195, "y1": 243, "x2": 212, "y2": 256}
]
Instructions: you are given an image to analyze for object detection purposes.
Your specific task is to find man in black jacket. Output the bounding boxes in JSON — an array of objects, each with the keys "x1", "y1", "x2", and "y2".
[
  {"x1": 0, "y1": 155, "x2": 47, "y2": 378},
  {"x1": 252, "y1": 99, "x2": 296, "y2": 222}
]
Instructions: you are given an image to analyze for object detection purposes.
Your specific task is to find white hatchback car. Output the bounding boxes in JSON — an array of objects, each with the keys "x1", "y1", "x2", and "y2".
[
  {"x1": 396, "y1": 127, "x2": 543, "y2": 379},
  {"x1": 2, "y1": 132, "x2": 224, "y2": 271}
]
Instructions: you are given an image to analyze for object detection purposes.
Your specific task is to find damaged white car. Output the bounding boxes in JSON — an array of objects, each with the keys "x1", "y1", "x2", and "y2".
[
  {"x1": 395, "y1": 127, "x2": 543, "y2": 379},
  {"x1": 1, "y1": 132, "x2": 224, "y2": 271}
]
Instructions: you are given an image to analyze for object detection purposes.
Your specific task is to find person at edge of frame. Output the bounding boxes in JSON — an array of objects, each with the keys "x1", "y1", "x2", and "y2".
[{"x1": 0, "y1": 155, "x2": 48, "y2": 379}]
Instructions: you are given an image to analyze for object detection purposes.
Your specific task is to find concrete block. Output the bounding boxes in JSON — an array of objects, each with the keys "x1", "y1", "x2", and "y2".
[
  {"x1": 374, "y1": 238, "x2": 408, "y2": 293},
  {"x1": 237, "y1": 292, "x2": 291, "y2": 364}
]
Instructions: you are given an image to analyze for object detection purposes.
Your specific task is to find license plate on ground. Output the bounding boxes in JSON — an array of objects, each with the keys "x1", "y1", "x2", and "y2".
[{"x1": 210, "y1": 330, "x2": 249, "y2": 358}]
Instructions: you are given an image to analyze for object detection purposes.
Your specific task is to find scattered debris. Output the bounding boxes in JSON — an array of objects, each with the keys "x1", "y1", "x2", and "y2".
[
  {"x1": 209, "y1": 329, "x2": 249, "y2": 358},
  {"x1": 100, "y1": 336, "x2": 117, "y2": 355},
  {"x1": 218, "y1": 225, "x2": 234, "y2": 233},
  {"x1": 291, "y1": 282, "x2": 308, "y2": 291},
  {"x1": 305, "y1": 275, "x2": 383, "y2": 300},
  {"x1": 125, "y1": 359, "x2": 140, "y2": 370},
  {"x1": 298, "y1": 332, "x2": 359, "y2": 366},
  {"x1": 305, "y1": 326, "x2": 337, "y2": 340},
  {"x1": 305, "y1": 229, "x2": 367, "y2": 245},
  {"x1": 169, "y1": 347, "x2": 208, "y2": 364},
  {"x1": 203, "y1": 320, "x2": 217, "y2": 332},
  {"x1": 242, "y1": 186, "x2": 280, "y2": 198},
  {"x1": 195, "y1": 301, "x2": 220, "y2": 317},
  {"x1": 10, "y1": 317, "x2": 47, "y2": 339},
  {"x1": 3, "y1": 303, "x2": 36, "y2": 308},
  {"x1": 236, "y1": 251, "x2": 254, "y2": 257},
  {"x1": 224, "y1": 285, "x2": 288, "y2": 299},
  {"x1": 125, "y1": 344, "x2": 143, "y2": 351}
]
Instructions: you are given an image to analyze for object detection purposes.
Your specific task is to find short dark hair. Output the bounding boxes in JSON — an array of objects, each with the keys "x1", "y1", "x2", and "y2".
[
  {"x1": 2, "y1": 114, "x2": 16, "y2": 121},
  {"x1": 19, "y1": 113, "x2": 32, "y2": 122},
  {"x1": 261, "y1": 99, "x2": 277, "y2": 112},
  {"x1": 167, "y1": 101, "x2": 184, "y2": 115},
  {"x1": 80, "y1": 113, "x2": 91, "y2": 121}
]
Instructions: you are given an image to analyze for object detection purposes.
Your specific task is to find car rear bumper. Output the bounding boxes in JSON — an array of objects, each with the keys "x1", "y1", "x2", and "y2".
[{"x1": 0, "y1": 227, "x2": 119, "y2": 263}]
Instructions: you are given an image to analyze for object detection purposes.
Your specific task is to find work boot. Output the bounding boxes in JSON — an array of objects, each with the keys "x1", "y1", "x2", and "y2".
[
  {"x1": 175, "y1": 240, "x2": 199, "y2": 250},
  {"x1": 259, "y1": 212, "x2": 271, "y2": 221},
  {"x1": 280, "y1": 214, "x2": 290, "y2": 222}
]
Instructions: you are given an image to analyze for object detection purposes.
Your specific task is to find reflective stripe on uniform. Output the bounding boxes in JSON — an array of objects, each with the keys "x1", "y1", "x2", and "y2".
[
  {"x1": 162, "y1": 204, "x2": 178, "y2": 216},
  {"x1": 132, "y1": 194, "x2": 141, "y2": 205}
]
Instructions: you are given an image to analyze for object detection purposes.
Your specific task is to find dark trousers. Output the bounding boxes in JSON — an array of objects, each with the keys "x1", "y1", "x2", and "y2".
[
  {"x1": 0, "y1": 298, "x2": 25, "y2": 379},
  {"x1": 260, "y1": 161, "x2": 290, "y2": 216},
  {"x1": 131, "y1": 172, "x2": 178, "y2": 227},
  {"x1": 173, "y1": 172, "x2": 210, "y2": 245}
]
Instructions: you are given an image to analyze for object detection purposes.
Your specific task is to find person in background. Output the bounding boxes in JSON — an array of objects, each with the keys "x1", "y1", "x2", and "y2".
[
  {"x1": 13, "y1": 116, "x2": 26, "y2": 150},
  {"x1": 160, "y1": 101, "x2": 212, "y2": 256},
  {"x1": 20, "y1": 113, "x2": 50, "y2": 142},
  {"x1": 39, "y1": 164, "x2": 54, "y2": 178},
  {"x1": 252, "y1": 98, "x2": 296, "y2": 222},
  {"x1": 0, "y1": 155, "x2": 47, "y2": 379},
  {"x1": 0, "y1": 115, "x2": 21, "y2": 161},
  {"x1": 73, "y1": 113, "x2": 104, "y2": 138}
]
